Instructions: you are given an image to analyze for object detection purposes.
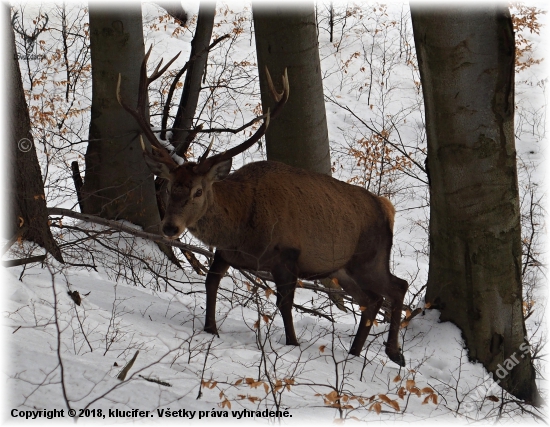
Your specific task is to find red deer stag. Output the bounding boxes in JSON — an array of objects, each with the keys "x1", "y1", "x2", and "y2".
[{"x1": 118, "y1": 48, "x2": 409, "y2": 366}]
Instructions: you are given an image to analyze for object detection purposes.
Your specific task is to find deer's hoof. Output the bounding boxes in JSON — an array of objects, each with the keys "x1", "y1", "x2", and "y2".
[{"x1": 387, "y1": 349, "x2": 406, "y2": 367}]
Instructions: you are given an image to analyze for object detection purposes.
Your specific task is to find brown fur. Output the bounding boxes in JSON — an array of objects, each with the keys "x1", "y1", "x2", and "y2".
[{"x1": 161, "y1": 160, "x2": 408, "y2": 365}]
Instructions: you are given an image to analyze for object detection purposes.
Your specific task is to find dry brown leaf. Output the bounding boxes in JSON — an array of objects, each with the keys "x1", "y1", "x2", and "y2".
[
  {"x1": 405, "y1": 379, "x2": 415, "y2": 391},
  {"x1": 486, "y1": 395, "x2": 499, "y2": 402},
  {"x1": 234, "y1": 379, "x2": 243, "y2": 386},
  {"x1": 325, "y1": 390, "x2": 339, "y2": 403},
  {"x1": 369, "y1": 402, "x2": 382, "y2": 414},
  {"x1": 319, "y1": 345, "x2": 326, "y2": 353},
  {"x1": 430, "y1": 394, "x2": 438, "y2": 404},
  {"x1": 389, "y1": 400, "x2": 400, "y2": 411},
  {"x1": 265, "y1": 288, "x2": 274, "y2": 298},
  {"x1": 397, "y1": 387, "x2": 406, "y2": 400},
  {"x1": 378, "y1": 394, "x2": 392, "y2": 404},
  {"x1": 421, "y1": 387, "x2": 434, "y2": 394},
  {"x1": 393, "y1": 374, "x2": 401, "y2": 383},
  {"x1": 424, "y1": 302, "x2": 432, "y2": 309},
  {"x1": 409, "y1": 386, "x2": 421, "y2": 397},
  {"x1": 422, "y1": 395, "x2": 430, "y2": 405},
  {"x1": 253, "y1": 320, "x2": 260, "y2": 329}
]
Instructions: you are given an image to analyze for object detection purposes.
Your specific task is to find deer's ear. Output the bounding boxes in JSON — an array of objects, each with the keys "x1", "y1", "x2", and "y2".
[
  {"x1": 143, "y1": 155, "x2": 173, "y2": 180},
  {"x1": 206, "y1": 159, "x2": 232, "y2": 182}
]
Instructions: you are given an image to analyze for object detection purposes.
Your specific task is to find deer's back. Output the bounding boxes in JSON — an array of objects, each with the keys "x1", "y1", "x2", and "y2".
[{"x1": 211, "y1": 161, "x2": 394, "y2": 276}]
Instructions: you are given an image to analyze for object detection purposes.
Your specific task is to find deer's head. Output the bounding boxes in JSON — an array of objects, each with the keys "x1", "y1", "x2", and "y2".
[{"x1": 117, "y1": 46, "x2": 288, "y2": 239}]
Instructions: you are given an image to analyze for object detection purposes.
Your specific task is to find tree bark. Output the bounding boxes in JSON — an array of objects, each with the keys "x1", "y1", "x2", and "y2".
[
  {"x1": 253, "y1": 3, "x2": 331, "y2": 175},
  {"x1": 171, "y1": 1, "x2": 216, "y2": 155},
  {"x1": 7, "y1": 5, "x2": 63, "y2": 263},
  {"x1": 81, "y1": 4, "x2": 161, "y2": 233},
  {"x1": 411, "y1": 4, "x2": 541, "y2": 405}
]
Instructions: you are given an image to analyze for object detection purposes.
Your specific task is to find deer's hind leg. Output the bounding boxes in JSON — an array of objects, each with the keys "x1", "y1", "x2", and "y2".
[
  {"x1": 383, "y1": 274, "x2": 408, "y2": 366},
  {"x1": 271, "y1": 247, "x2": 300, "y2": 346},
  {"x1": 330, "y1": 270, "x2": 383, "y2": 357},
  {"x1": 355, "y1": 269, "x2": 407, "y2": 366}
]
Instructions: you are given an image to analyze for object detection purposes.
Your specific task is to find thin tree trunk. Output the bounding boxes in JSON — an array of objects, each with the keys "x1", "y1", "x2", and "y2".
[
  {"x1": 7, "y1": 5, "x2": 63, "y2": 263},
  {"x1": 171, "y1": 1, "x2": 216, "y2": 155},
  {"x1": 411, "y1": 4, "x2": 541, "y2": 405}
]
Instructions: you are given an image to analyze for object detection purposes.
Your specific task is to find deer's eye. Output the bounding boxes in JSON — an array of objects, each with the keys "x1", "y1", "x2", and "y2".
[{"x1": 194, "y1": 189, "x2": 203, "y2": 198}]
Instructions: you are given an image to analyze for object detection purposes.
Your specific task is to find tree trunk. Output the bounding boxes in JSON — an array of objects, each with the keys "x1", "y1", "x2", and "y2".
[
  {"x1": 81, "y1": 4, "x2": 161, "y2": 233},
  {"x1": 7, "y1": 5, "x2": 63, "y2": 263},
  {"x1": 253, "y1": 4, "x2": 343, "y2": 310},
  {"x1": 172, "y1": 0, "x2": 216, "y2": 155},
  {"x1": 411, "y1": 5, "x2": 540, "y2": 405},
  {"x1": 253, "y1": 3, "x2": 331, "y2": 175}
]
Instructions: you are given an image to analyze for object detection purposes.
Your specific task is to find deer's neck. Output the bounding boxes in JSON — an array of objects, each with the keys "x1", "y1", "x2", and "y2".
[{"x1": 188, "y1": 180, "x2": 248, "y2": 249}]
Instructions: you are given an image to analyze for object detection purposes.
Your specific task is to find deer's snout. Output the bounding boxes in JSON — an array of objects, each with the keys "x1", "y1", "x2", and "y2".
[{"x1": 162, "y1": 223, "x2": 180, "y2": 238}]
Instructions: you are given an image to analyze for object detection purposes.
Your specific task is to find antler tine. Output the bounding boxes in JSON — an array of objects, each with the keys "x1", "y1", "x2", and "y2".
[
  {"x1": 195, "y1": 110, "x2": 271, "y2": 173},
  {"x1": 192, "y1": 68, "x2": 289, "y2": 174},
  {"x1": 117, "y1": 46, "x2": 180, "y2": 170},
  {"x1": 269, "y1": 67, "x2": 289, "y2": 120},
  {"x1": 265, "y1": 66, "x2": 283, "y2": 102},
  {"x1": 150, "y1": 51, "x2": 181, "y2": 83},
  {"x1": 197, "y1": 137, "x2": 215, "y2": 165}
]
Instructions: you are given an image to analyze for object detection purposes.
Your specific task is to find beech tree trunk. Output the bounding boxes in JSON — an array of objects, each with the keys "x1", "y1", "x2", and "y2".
[
  {"x1": 411, "y1": 5, "x2": 541, "y2": 405},
  {"x1": 7, "y1": 6, "x2": 63, "y2": 263},
  {"x1": 253, "y1": 3, "x2": 331, "y2": 175},
  {"x1": 81, "y1": 4, "x2": 161, "y2": 232}
]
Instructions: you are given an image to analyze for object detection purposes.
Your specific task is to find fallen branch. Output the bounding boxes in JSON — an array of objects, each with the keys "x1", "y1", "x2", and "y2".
[
  {"x1": 48, "y1": 207, "x2": 213, "y2": 257},
  {"x1": 47, "y1": 207, "x2": 350, "y2": 300},
  {"x1": 2, "y1": 254, "x2": 46, "y2": 267}
]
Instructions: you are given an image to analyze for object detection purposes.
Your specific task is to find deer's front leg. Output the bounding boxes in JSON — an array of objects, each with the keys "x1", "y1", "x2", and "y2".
[
  {"x1": 204, "y1": 251, "x2": 230, "y2": 336},
  {"x1": 271, "y1": 247, "x2": 300, "y2": 346}
]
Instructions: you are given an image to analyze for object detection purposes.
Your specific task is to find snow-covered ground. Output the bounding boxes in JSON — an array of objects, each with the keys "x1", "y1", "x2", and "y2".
[{"x1": 2, "y1": 1, "x2": 547, "y2": 423}]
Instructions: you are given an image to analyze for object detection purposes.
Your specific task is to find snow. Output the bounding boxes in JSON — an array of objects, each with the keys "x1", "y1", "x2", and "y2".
[{"x1": 2, "y1": 1, "x2": 547, "y2": 423}]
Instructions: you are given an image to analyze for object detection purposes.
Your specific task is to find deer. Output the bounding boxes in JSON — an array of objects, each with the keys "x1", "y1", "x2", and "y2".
[{"x1": 117, "y1": 47, "x2": 409, "y2": 366}]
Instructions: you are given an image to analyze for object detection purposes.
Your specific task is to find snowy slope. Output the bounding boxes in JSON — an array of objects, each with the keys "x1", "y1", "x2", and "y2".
[{"x1": 2, "y1": 1, "x2": 547, "y2": 423}]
